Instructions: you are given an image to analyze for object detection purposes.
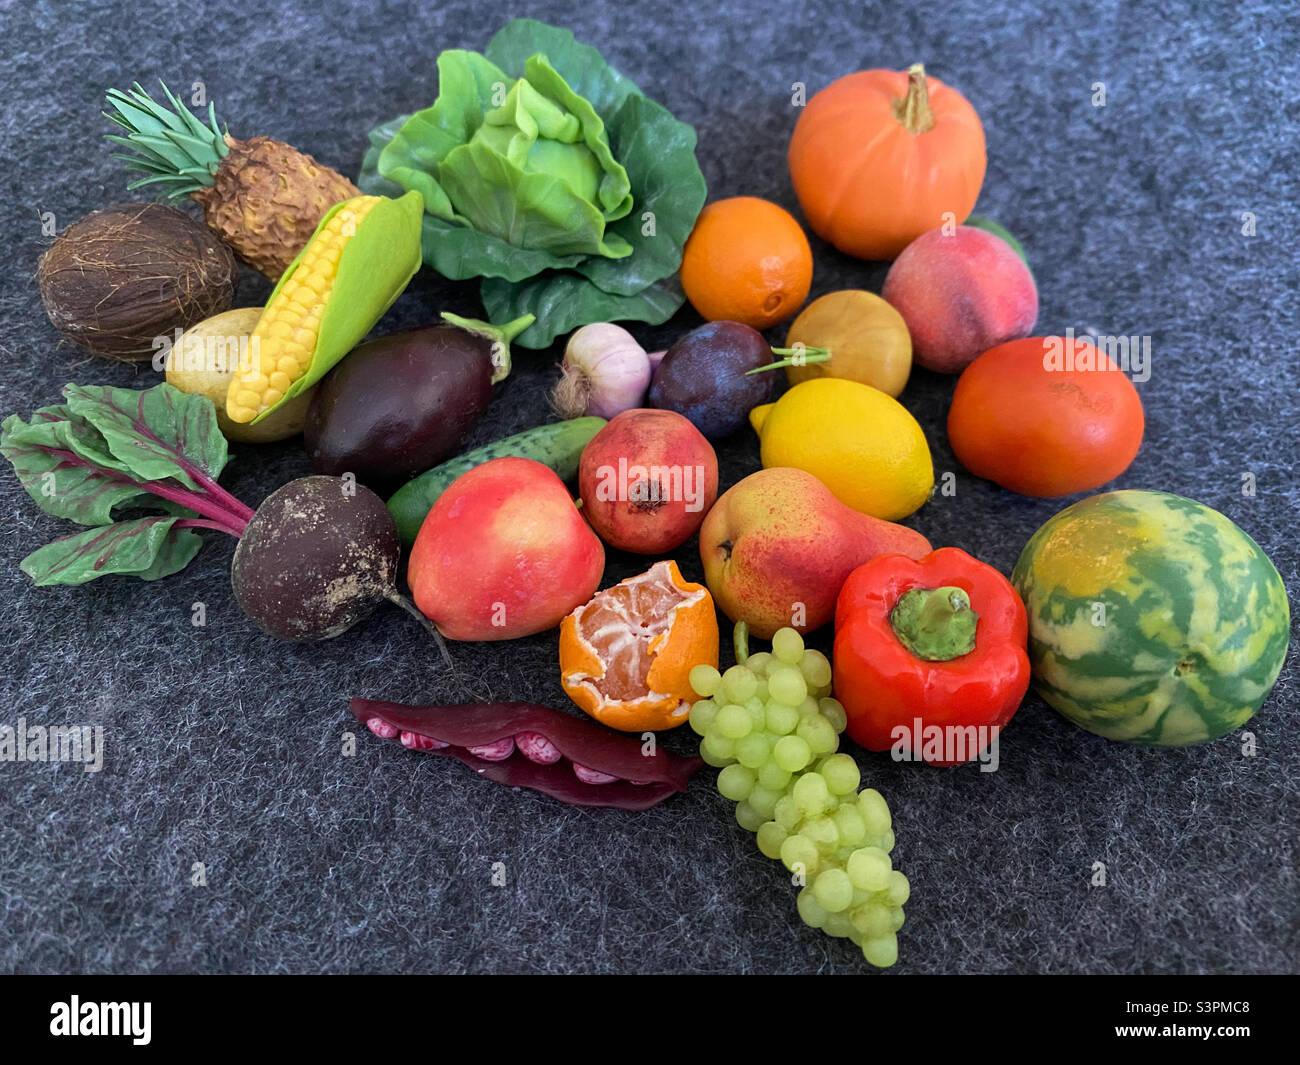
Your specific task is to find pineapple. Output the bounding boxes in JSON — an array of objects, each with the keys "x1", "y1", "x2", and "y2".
[{"x1": 104, "y1": 81, "x2": 360, "y2": 281}]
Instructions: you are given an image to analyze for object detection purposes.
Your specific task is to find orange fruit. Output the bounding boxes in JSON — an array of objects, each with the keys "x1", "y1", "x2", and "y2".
[
  {"x1": 559, "y1": 560, "x2": 719, "y2": 731},
  {"x1": 680, "y1": 196, "x2": 813, "y2": 329}
]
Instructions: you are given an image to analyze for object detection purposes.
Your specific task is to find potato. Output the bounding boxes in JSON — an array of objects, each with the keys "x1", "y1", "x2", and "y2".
[{"x1": 164, "y1": 308, "x2": 314, "y2": 442}]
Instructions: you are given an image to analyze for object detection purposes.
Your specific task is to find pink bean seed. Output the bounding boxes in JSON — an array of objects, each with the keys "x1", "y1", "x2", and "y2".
[
  {"x1": 367, "y1": 717, "x2": 399, "y2": 740},
  {"x1": 516, "y1": 731, "x2": 563, "y2": 765},
  {"x1": 467, "y1": 737, "x2": 516, "y2": 761},
  {"x1": 573, "y1": 763, "x2": 619, "y2": 785},
  {"x1": 401, "y1": 731, "x2": 448, "y2": 751}
]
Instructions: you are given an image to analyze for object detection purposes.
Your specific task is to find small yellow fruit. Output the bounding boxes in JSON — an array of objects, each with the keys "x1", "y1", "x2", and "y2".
[
  {"x1": 749, "y1": 378, "x2": 933, "y2": 520},
  {"x1": 164, "y1": 308, "x2": 314, "y2": 443},
  {"x1": 785, "y1": 290, "x2": 912, "y2": 398}
]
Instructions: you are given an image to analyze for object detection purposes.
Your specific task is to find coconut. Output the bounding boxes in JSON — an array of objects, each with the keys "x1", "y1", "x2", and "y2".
[{"x1": 37, "y1": 202, "x2": 238, "y2": 360}]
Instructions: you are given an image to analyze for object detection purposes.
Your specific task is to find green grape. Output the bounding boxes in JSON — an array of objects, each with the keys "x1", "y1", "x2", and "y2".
[
  {"x1": 796, "y1": 715, "x2": 838, "y2": 755},
  {"x1": 812, "y1": 867, "x2": 854, "y2": 912},
  {"x1": 863, "y1": 933, "x2": 898, "y2": 968},
  {"x1": 722, "y1": 665, "x2": 759, "y2": 704},
  {"x1": 715, "y1": 703, "x2": 753, "y2": 740},
  {"x1": 779, "y1": 834, "x2": 818, "y2": 876},
  {"x1": 889, "y1": 906, "x2": 905, "y2": 932},
  {"x1": 689, "y1": 664, "x2": 722, "y2": 698},
  {"x1": 700, "y1": 746, "x2": 731, "y2": 768},
  {"x1": 745, "y1": 651, "x2": 773, "y2": 676},
  {"x1": 688, "y1": 698, "x2": 718, "y2": 736},
  {"x1": 858, "y1": 788, "x2": 892, "y2": 836},
  {"x1": 702, "y1": 732, "x2": 736, "y2": 762},
  {"x1": 823, "y1": 912, "x2": 854, "y2": 939},
  {"x1": 886, "y1": 870, "x2": 910, "y2": 906},
  {"x1": 767, "y1": 665, "x2": 808, "y2": 706},
  {"x1": 757, "y1": 762, "x2": 792, "y2": 792},
  {"x1": 796, "y1": 696, "x2": 822, "y2": 718},
  {"x1": 880, "y1": 828, "x2": 896, "y2": 854},
  {"x1": 851, "y1": 901, "x2": 893, "y2": 939},
  {"x1": 771, "y1": 627, "x2": 805, "y2": 665},
  {"x1": 773, "y1": 795, "x2": 802, "y2": 831},
  {"x1": 820, "y1": 753, "x2": 861, "y2": 795},
  {"x1": 736, "y1": 732, "x2": 771, "y2": 769},
  {"x1": 735, "y1": 801, "x2": 765, "y2": 832},
  {"x1": 773, "y1": 735, "x2": 812, "y2": 773},
  {"x1": 747, "y1": 784, "x2": 781, "y2": 820},
  {"x1": 717, "y1": 763, "x2": 756, "y2": 802},
  {"x1": 765, "y1": 701, "x2": 799, "y2": 736},
  {"x1": 846, "y1": 847, "x2": 892, "y2": 892},
  {"x1": 756, "y1": 821, "x2": 787, "y2": 860},
  {"x1": 832, "y1": 804, "x2": 867, "y2": 847},
  {"x1": 753, "y1": 678, "x2": 770, "y2": 702},
  {"x1": 818, "y1": 697, "x2": 848, "y2": 733},
  {"x1": 792, "y1": 771, "x2": 830, "y2": 814},
  {"x1": 796, "y1": 888, "x2": 828, "y2": 929},
  {"x1": 799, "y1": 649, "x2": 832, "y2": 690},
  {"x1": 744, "y1": 698, "x2": 767, "y2": 729},
  {"x1": 802, "y1": 815, "x2": 839, "y2": 852}
]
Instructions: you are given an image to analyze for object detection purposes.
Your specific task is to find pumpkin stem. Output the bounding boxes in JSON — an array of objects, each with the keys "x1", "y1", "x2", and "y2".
[{"x1": 894, "y1": 63, "x2": 935, "y2": 134}]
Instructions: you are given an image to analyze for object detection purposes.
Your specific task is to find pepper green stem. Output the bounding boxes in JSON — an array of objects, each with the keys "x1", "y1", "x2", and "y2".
[
  {"x1": 440, "y1": 312, "x2": 536, "y2": 384},
  {"x1": 890, "y1": 586, "x2": 979, "y2": 661},
  {"x1": 745, "y1": 345, "x2": 833, "y2": 375},
  {"x1": 733, "y1": 621, "x2": 750, "y2": 665}
]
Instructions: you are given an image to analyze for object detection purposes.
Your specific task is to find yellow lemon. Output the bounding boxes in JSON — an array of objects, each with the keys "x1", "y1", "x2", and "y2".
[{"x1": 749, "y1": 378, "x2": 933, "y2": 520}]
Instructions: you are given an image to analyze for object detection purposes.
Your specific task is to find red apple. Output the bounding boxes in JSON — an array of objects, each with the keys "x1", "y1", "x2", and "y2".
[{"x1": 409, "y1": 457, "x2": 604, "y2": 640}]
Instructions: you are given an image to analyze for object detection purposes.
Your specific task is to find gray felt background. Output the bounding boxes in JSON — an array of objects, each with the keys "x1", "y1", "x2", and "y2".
[{"x1": 0, "y1": 0, "x2": 1296, "y2": 974}]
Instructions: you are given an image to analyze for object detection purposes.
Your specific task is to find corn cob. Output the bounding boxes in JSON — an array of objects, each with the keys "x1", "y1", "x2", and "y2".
[{"x1": 225, "y1": 191, "x2": 425, "y2": 425}]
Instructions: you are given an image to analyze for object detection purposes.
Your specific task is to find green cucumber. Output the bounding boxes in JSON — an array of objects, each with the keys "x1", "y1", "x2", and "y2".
[{"x1": 387, "y1": 417, "x2": 606, "y2": 548}]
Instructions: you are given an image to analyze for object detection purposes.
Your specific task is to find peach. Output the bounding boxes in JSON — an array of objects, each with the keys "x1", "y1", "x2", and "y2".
[
  {"x1": 882, "y1": 226, "x2": 1037, "y2": 373},
  {"x1": 409, "y1": 457, "x2": 605, "y2": 640}
]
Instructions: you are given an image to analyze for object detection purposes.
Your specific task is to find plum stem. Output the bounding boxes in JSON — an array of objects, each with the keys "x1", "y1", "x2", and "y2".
[{"x1": 746, "y1": 346, "x2": 832, "y2": 374}]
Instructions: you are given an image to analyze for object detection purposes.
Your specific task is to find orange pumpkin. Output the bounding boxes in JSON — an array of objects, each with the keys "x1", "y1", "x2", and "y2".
[{"x1": 788, "y1": 64, "x2": 986, "y2": 261}]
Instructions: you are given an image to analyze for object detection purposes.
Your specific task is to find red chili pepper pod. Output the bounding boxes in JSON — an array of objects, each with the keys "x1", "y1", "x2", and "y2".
[{"x1": 833, "y1": 547, "x2": 1031, "y2": 765}]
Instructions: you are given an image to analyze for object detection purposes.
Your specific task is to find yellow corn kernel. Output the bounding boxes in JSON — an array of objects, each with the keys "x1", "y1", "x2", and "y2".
[{"x1": 225, "y1": 194, "x2": 380, "y2": 423}]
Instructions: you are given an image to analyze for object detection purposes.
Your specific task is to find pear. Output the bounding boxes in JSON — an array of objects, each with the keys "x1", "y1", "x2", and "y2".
[{"x1": 699, "y1": 467, "x2": 931, "y2": 639}]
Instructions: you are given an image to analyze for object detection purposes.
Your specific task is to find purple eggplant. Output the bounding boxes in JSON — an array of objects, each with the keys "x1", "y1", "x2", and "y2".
[{"x1": 305, "y1": 313, "x2": 532, "y2": 492}]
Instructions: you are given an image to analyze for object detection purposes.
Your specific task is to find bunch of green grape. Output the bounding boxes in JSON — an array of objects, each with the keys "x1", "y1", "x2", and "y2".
[{"x1": 688, "y1": 626, "x2": 909, "y2": 968}]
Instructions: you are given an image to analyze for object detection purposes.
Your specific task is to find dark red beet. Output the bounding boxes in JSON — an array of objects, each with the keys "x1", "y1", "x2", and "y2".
[
  {"x1": 305, "y1": 326, "x2": 496, "y2": 491},
  {"x1": 232, "y1": 477, "x2": 399, "y2": 640},
  {"x1": 351, "y1": 699, "x2": 705, "y2": 810}
]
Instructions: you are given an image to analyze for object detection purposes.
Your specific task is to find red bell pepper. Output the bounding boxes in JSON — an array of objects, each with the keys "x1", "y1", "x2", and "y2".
[{"x1": 833, "y1": 547, "x2": 1030, "y2": 766}]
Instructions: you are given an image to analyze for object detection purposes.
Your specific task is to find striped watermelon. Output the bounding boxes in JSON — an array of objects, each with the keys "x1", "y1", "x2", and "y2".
[{"x1": 1011, "y1": 490, "x2": 1290, "y2": 745}]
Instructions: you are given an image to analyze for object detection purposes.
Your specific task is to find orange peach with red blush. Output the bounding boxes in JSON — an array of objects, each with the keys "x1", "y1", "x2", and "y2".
[{"x1": 882, "y1": 226, "x2": 1037, "y2": 373}]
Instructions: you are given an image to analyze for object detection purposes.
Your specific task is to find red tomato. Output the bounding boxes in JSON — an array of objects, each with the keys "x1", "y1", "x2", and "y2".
[{"x1": 947, "y1": 336, "x2": 1144, "y2": 497}]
